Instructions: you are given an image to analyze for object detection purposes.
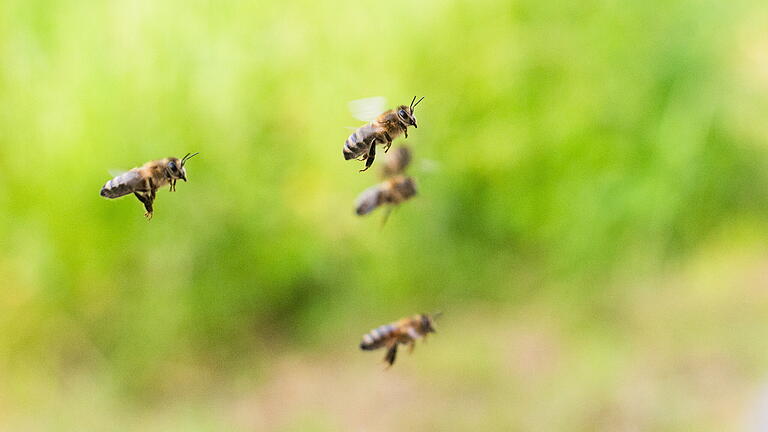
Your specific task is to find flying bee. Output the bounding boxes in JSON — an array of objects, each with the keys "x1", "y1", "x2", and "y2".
[
  {"x1": 343, "y1": 96, "x2": 424, "y2": 172},
  {"x1": 360, "y1": 313, "x2": 439, "y2": 367},
  {"x1": 355, "y1": 146, "x2": 417, "y2": 218},
  {"x1": 380, "y1": 145, "x2": 413, "y2": 178},
  {"x1": 100, "y1": 152, "x2": 199, "y2": 219}
]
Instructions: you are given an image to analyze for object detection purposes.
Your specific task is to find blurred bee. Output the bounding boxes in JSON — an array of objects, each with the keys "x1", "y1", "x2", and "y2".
[
  {"x1": 380, "y1": 144, "x2": 413, "y2": 178},
  {"x1": 100, "y1": 152, "x2": 199, "y2": 219},
  {"x1": 355, "y1": 146, "x2": 417, "y2": 219},
  {"x1": 344, "y1": 96, "x2": 424, "y2": 172},
  {"x1": 360, "y1": 313, "x2": 439, "y2": 367}
]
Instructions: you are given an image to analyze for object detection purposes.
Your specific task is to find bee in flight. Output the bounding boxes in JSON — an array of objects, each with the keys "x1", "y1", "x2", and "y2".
[
  {"x1": 360, "y1": 313, "x2": 439, "y2": 367},
  {"x1": 355, "y1": 146, "x2": 417, "y2": 220},
  {"x1": 344, "y1": 95, "x2": 424, "y2": 172},
  {"x1": 100, "y1": 152, "x2": 199, "y2": 219}
]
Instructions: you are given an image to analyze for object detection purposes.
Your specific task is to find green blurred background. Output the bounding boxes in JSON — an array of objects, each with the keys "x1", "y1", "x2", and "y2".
[{"x1": 2, "y1": 0, "x2": 768, "y2": 430}]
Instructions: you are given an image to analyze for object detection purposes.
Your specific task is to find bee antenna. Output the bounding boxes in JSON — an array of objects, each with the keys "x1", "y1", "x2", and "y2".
[
  {"x1": 181, "y1": 152, "x2": 200, "y2": 166},
  {"x1": 411, "y1": 96, "x2": 425, "y2": 111},
  {"x1": 409, "y1": 95, "x2": 417, "y2": 109}
]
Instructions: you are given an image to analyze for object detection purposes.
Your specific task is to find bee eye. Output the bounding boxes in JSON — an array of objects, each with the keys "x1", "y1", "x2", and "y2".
[
  {"x1": 399, "y1": 109, "x2": 407, "y2": 118},
  {"x1": 168, "y1": 161, "x2": 177, "y2": 172}
]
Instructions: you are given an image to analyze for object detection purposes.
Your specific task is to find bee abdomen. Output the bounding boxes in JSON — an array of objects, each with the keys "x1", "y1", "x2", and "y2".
[
  {"x1": 355, "y1": 185, "x2": 384, "y2": 216},
  {"x1": 100, "y1": 171, "x2": 142, "y2": 199},
  {"x1": 343, "y1": 135, "x2": 365, "y2": 160},
  {"x1": 359, "y1": 324, "x2": 396, "y2": 350},
  {"x1": 344, "y1": 124, "x2": 375, "y2": 160}
]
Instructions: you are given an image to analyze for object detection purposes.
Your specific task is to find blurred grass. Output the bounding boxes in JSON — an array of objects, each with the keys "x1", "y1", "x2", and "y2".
[{"x1": 2, "y1": 0, "x2": 768, "y2": 430}]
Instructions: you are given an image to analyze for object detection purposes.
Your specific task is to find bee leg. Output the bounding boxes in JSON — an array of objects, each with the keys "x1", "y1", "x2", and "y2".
[
  {"x1": 401, "y1": 124, "x2": 408, "y2": 139},
  {"x1": 359, "y1": 139, "x2": 376, "y2": 172},
  {"x1": 144, "y1": 200, "x2": 154, "y2": 219},
  {"x1": 380, "y1": 206, "x2": 394, "y2": 228},
  {"x1": 144, "y1": 196, "x2": 155, "y2": 219},
  {"x1": 143, "y1": 182, "x2": 157, "y2": 219},
  {"x1": 383, "y1": 133, "x2": 393, "y2": 153},
  {"x1": 134, "y1": 192, "x2": 147, "y2": 206},
  {"x1": 384, "y1": 343, "x2": 398, "y2": 368},
  {"x1": 169, "y1": 179, "x2": 175, "y2": 192},
  {"x1": 134, "y1": 192, "x2": 153, "y2": 220}
]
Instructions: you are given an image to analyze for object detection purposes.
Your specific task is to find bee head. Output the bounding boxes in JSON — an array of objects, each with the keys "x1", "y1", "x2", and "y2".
[
  {"x1": 396, "y1": 96, "x2": 424, "y2": 128},
  {"x1": 167, "y1": 152, "x2": 200, "y2": 182},
  {"x1": 420, "y1": 313, "x2": 438, "y2": 334},
  {"x1": 392, "y1": 176, "x2": 417, "y2": 199}
]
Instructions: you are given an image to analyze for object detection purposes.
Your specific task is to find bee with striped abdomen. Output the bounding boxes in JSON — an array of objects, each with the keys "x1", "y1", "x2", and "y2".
[
  {"x1": 355, "y1": 146, "x2": 417, "y2": 218},
  {"x1": 344, "y1": 96, "x2": 424, "y2": 172},
  {"x1": 100, "y1": 152, "x2": 199, "y2": 219},
  {"x1": 360, "y1": 313, "x2": 438, "y2": 367}
]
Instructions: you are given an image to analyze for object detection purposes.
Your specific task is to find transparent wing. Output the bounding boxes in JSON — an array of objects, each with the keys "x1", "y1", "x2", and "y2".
[
  {"x1": 108, "y1": 169, "x2": 128, "y2": 178},
  {"x1": 349, "y1": 97, "x2": 387, "y2": 122},
  {"x1": 416, "y1": 158, "x2": 441, "y2": 174}
]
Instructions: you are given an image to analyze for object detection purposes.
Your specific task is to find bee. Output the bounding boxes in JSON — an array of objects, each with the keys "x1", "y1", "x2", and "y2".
[
  {"x1": 360, "y1": 313, "x2": 439, "y2": 367},
  {"x1": 355, "y1": 146, "x2": 417, "y2": 217},
  {"x1": 100, "y1": 152, "x2": 199, "y2": 219},
  {"x1": 380, "y1": 144, "x2": 413, "y2": 178},
  {"x1": 344, "y1": 96, "x2": 424, "y2": 172}
]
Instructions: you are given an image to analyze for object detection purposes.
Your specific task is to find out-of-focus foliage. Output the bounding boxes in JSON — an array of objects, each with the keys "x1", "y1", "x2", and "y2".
[{"x1": 1, "y1": 0, "x2": 768, "y2": 430}]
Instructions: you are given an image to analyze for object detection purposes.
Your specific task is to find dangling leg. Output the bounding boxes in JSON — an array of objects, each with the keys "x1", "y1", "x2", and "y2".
[
  {"x1": 401, "y1": 124, "x2": 408, "y2": 139},
  {"x1": 149, "y1": 183, "x2": 157, "y2": 217},
  {"x1": 144, "y1": 180, "x2": 156, "y2": 219},
  {"x1": 383, "y1": 132, "x2": 393, "y2": 153},
  {"x1": 134, "y1": 192, "x2": 148, "y2": 207},
  {"x1": 359, "y1": 138, "x2": 377, "y2": 172},
  {"x1": 383, "y1": 342, "x2": 398, "y2": 368},
  {"x1": 134, "y1": 192, "x2": 153, "y2": 220},
  {"x1": 380, "y1": 206, "x2": 395, "y2": 229}
]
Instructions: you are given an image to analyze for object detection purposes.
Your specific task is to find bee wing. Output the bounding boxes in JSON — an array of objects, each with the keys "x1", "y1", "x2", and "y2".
[
  {"x1": 416, "y1": 158, "x2": 441, "y2": 174},
  {"x1": 349, "y1": 97, "x2": 387, "y2": 123},
  {"x1": 108, "y1": 169, "x2": 127, "y2": 178}
]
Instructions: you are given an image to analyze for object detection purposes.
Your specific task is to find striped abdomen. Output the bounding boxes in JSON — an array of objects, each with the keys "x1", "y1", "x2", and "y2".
[
  {"x1": 100, "y1": 170, "x2": 143, "y2": 199},
  {"x1": 360, "y1": 323, "x2": 398, "y2": 350},
  {"x1": 343, "y1": 123, "x2": 378, "y2": 160},
  {"x1": 355, "y1": 184, "x2": 384, "y2": 215}
]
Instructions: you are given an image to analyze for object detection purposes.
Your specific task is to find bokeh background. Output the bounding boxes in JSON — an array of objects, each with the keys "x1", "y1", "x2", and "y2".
[{"x1": 2, "y1": 0, "x2": 768, "y2": 430}]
